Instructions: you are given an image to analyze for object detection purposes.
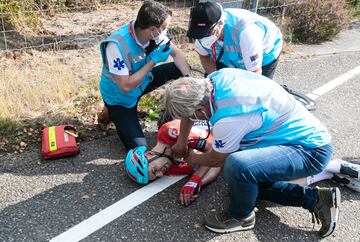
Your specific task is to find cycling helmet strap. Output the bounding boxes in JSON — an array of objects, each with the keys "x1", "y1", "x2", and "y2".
[{"x1": 147, "y1": 147, "x2": 173, "y2": 163}]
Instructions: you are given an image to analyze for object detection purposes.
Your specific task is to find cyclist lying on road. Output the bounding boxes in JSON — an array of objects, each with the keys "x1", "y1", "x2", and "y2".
[
  {"x1": 125, "y1": 119, "x2": 221, "y2": 206},
  {"x1": 125, "y1": 120, "x2": 360, "y2": 206}
]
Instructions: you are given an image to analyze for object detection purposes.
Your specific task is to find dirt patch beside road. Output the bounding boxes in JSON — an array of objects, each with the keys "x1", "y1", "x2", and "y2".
[{"x1": 0, "y1": 3, "x2": 196, "y2": 157}]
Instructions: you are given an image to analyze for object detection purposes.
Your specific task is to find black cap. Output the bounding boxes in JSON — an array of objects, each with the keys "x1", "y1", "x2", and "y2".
[{"x1": 187, "y1": 2, "x2": 222, "y2": 39}]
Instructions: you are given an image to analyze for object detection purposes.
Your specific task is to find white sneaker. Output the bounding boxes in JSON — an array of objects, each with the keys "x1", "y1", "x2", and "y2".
[
  {"x1": 332, "y1": 174, "x2": 360, "y2": 192},
  {"x1": 339, "y1": 159, "x2": 360, "y2": 179}
]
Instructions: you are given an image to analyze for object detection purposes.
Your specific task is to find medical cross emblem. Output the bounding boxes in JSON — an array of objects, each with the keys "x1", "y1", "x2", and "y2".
[
  {"x1": 214, "y1": 139, "x2": 226, "y2": 149},
  {"x1": 113, "y1": 58, "x2": 125, "y2": 70}
]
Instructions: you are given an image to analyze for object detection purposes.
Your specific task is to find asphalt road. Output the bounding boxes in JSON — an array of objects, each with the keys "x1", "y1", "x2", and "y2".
[{"x1": 1, "y1": 25, "x2": 360, "y2": 242}]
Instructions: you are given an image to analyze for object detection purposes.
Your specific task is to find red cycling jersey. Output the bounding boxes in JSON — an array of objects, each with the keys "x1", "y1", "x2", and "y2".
[{"x1": 157, "y1": 120, "x2": 213, "y2": 151}]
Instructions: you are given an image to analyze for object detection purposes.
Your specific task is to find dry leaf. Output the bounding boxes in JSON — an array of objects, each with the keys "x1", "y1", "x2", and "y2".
[
  {"x1": 193, "y1": 223, "x2": 201, "y2": 228},
  {"x1": 81, "y1": 195, "x2": 90, "y2": 200}
]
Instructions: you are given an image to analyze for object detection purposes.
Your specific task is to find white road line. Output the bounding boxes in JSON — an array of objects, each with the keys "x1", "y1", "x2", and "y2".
[
  {"x1": 307, "y1": 65, "x2": 360, "y2": 100},
  {"x1": 50, "y1": 65, "x2": 360, "y2": 242},
  {"x1": 50, "y1": 175, "x2": 186, "y2": 242}
]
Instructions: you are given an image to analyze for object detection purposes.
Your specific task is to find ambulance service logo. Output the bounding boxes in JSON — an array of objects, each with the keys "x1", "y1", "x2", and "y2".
[
  {"x1": 214, "y1": 139, "x2": 226, "y2": 149},
  {"x1": 113, "y1": 58, "x2": 125, "y2": 70}
]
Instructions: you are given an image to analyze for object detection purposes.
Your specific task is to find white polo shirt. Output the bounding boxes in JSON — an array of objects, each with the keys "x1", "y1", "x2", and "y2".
[
  {"x1": 106, "y1": 22, "x2": 149, "y2": 76},
  {"x1": 211, "y1": 113, "x2": 263, "y2": 153}
]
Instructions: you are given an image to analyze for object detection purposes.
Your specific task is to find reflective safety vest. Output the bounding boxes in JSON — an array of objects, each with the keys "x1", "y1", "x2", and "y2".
[
  {"x1": 198, "y1": 9, "x2": 283, "y2": 69},
  {"x1": 208, "y1": 68, "x2": 331, "y2": 149},
  {"x1": 99, "y1": 22, "x2": 153, "y2": 107}
]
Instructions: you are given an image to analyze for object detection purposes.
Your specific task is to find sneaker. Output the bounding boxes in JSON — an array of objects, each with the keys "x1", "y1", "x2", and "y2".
[
  {"x1": 204, "y1": 211, "x2": 255, "y2": 233},
  {"x1": 97, "y1": 107, "x2": 111, "y2": 131},
  {"x1": 310, "y1": 187, "x2": 341, "y2": 238},
  {"x1": 339, "y1": 160, "x2": 360, "y2": 179},
  {"x1": 332, "y1": 174, "x2": 360, "y2": 192}
]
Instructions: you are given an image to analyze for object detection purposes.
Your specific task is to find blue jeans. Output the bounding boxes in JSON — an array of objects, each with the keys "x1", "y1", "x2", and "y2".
[
  {"x1": 224, "y1": 143, "x2": 333, "y2": 218},
  {"x1": 105, "y1": 62, "x2": 182, "y2": 150}
]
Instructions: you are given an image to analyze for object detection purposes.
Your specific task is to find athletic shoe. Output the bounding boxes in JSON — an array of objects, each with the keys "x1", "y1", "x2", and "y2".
[
  {"x1": 97, "y1": 107, "x2": 111, "y2": 131},
  {"x1": 332, "y1": 174, "x2": 360, "y2": 192},
  {"x1": 339, "y1": 159, "x2": 360, "y2": 179},
  {"x1": 310, "y1": 187, "x2": 341, "y2": 238},
  {"x1": 204, "y1": 211, "x2": 255, "y2": 233}
]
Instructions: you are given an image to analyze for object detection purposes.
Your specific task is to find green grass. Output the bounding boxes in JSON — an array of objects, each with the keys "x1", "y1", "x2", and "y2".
[
  {"x1": 284, "y1": 31, "x2": 300, "y2": 44},
  {"x1": 136, "y1": 51, "x2": 202, "y2": 122},
  {"x1": 349, "y1": 1, "x2": 360, "y2": 19},
  {"x1": 0, "y1": 118, "x2": 19, "y2": 137},
  {"x1": 138, "y1": 94, "x2": 162, "y2": 121},
  {"x1": 0, "y1": 0, "x2": 39, "y2": 30}
]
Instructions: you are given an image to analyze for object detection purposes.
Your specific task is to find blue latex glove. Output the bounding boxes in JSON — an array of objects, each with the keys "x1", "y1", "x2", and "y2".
[{"x1": 149, "y1": 44, "x2": 172, "y2": 64}]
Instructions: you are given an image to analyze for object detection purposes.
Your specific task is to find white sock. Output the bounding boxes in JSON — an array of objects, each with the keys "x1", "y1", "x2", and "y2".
[
  {"x1": 307, "y1": 171, "x2": 334, "y2": 185},
  {"x1": 324, "y1": 159, "x2": 341, "y2": 173}
]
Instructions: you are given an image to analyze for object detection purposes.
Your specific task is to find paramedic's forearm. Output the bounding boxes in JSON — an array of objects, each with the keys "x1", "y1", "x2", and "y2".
[
  {"x1": 199, "y1": 54, "x2": 216, "y2": 75},
  {"x1": 178, "y1": 118, "x2": 192, "y2": 143},
  {"x1": 171, "y1": 118, "x2": 193, "y2": 157},
  {"x1": 188, "y1": 149, "x2": 229, "y2": 167},
  {"x1": 116, "y1": 61, "x2": 155, "y2": 93},
  {"x1": 171, "y1": 45, "x2": 191, "y2": 76}
]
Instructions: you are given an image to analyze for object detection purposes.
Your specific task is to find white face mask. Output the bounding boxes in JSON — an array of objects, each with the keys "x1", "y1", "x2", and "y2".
[
  {"x1": 199, "y1": 35, "x2": 218, "y2": 49},
  {"x1": 152, "y1": 29, "x2": 167, "y2": 45},
  {"x1": 189, "y1": 109, "x2": 210, "y2": 121}
]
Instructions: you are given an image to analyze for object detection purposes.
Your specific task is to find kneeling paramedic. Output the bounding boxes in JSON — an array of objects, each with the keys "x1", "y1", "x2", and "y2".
[
  {"x1": 98, "y1": 0, "x2": 191, "y2": 150},
  {"x1": 164, "y1": 68, "x2": 339, "y2": 238}
]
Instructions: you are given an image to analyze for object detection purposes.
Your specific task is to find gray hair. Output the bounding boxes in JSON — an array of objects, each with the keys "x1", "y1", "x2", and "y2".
[{"x1": 163, "y1": 77, "x2": 212, "y2": 119}]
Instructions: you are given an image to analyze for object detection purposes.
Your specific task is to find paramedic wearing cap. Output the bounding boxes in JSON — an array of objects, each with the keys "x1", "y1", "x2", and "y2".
[
  {"x1": 187, "y1": 1, "x2": 282, "y2": 79},
  {"x1": 98, "y1": 0, "x2": 191, "y2": 150}
]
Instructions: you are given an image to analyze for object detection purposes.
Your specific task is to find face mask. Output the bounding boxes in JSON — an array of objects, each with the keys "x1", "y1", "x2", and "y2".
[
  {"x1": 200, "y1": 110, "x2": 210, "y2": 121},
  {"x1": 189, "y1": 110, "x2": 209, "y2": 121},
  {"x1": 151, "y1": 29, "x2": 167, "y2": 45},
  {"x1": 189, "y1": 110, "x2": 211, "y2": 141},
  {"x1": 199, "y1": 35, "x2": 218, "y2": 49}
]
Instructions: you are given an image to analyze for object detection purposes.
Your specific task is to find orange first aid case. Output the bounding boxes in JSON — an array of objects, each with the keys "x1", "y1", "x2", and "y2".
[{"x1": 41, "y1": 125, "x2": 80, "y2": 159}]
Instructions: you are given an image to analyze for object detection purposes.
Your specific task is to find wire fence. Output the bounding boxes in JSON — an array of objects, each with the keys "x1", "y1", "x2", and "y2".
[
  {"x1": 0, "y1": 0, "x2": 305, "y2": 53},
  {"x1": 0, "y1": 0, "x2": 356, "y2": 126},
  {"x1": 1, "y1": 0, "x2": 358, "y2": 53}
]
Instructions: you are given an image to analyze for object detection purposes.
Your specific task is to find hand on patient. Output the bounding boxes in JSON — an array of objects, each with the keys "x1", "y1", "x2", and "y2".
[{"x1": 171, "y1": 139, "x2": 189, "y2": 158}]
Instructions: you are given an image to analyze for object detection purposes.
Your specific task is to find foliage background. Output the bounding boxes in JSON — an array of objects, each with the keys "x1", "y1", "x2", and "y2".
[{"x1": 0, "y1": 0, "x2": 358, "y2": 155}]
